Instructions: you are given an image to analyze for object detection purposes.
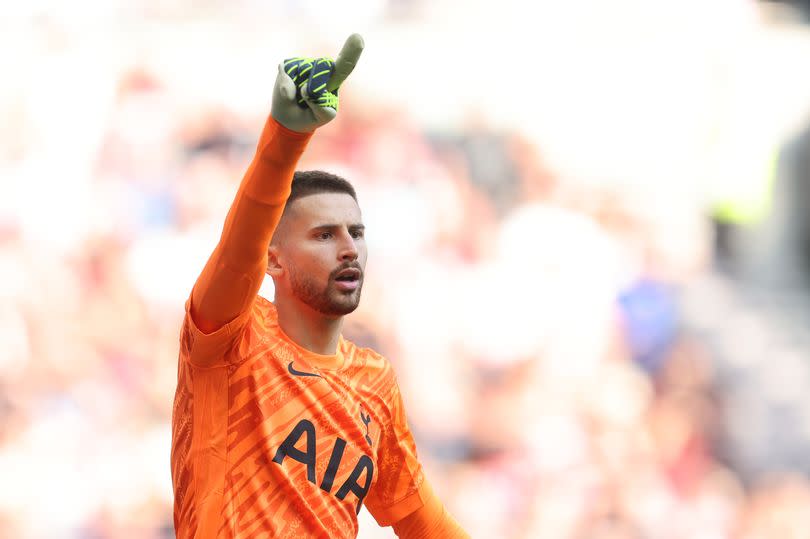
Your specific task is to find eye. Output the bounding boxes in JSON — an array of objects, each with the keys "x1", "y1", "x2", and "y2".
[
  {"x1": 351, "y1": 229, "x2": 365, "y2": 239},
  {"x1": 317, "y1": 231, "x2": 333, "y2": 240}
]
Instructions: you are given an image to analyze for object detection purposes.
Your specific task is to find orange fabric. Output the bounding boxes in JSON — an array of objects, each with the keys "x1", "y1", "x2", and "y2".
[
  {"x1": 171, "y1": 298, "x2": 427, "y2": 538},
  {"x1": 391, "y1": 481, "x2": 469, "y2": 538},
  {"x1": 171, "y1": 116, "x2": 427, "y2": 538},
  {"x1": 190, "y1": 116, "x2": 312, "y2": 339}
]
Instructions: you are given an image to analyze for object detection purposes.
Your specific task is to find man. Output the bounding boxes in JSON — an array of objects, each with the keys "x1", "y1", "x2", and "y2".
[{"x1": 170, "y1": 34, "x2": 469, "y2": 539}]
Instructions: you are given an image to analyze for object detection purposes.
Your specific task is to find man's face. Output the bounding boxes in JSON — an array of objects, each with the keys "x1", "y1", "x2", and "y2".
[{"x1": 271, "y1": 192, "x2": 367, "y2": 317}]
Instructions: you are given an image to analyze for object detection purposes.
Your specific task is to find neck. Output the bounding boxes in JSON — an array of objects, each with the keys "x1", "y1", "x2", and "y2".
[{"x1": 273, "y1": 293, "x2": 343, "y2": 355}]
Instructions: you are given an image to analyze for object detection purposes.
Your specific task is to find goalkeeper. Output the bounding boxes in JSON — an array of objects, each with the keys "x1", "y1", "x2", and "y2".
[{"x1": 170, "y1": 34, "x2": 470, "y2": 539}]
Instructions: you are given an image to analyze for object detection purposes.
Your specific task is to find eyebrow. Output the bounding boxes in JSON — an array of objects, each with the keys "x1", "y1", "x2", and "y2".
[{"x1": 310, "y1": 223, "x2": 365, "y2": 232}]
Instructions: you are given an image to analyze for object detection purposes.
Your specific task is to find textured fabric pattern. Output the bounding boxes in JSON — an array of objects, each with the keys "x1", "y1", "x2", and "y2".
[{"x1": 171, "y1": 296, "x2": 426, "y2": 539}]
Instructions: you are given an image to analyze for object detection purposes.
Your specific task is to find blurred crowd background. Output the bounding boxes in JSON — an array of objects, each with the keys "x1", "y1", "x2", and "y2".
[{"x1": 3, "y1": 1, "x2": 810, "y2": 537}]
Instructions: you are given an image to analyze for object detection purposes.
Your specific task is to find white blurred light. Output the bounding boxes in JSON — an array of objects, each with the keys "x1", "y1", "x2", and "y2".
[
  {"x1": 0, "y1": 305, "x2": 30, "y2": 379},
  {"x1": 525, "y1": 413, "x2": 589, "y2": 472},
  {"x1": 125, "y1": 225, "x2": 218, "y2": 307}
]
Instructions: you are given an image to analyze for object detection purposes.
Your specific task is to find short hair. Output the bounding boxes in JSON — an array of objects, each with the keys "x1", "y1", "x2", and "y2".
[
  {"x1": 271, "y1": 171, "x2": 358, "y2": 246},
  {"x1": 286, "y1": 170, "x2": 357, "y2": 208}
]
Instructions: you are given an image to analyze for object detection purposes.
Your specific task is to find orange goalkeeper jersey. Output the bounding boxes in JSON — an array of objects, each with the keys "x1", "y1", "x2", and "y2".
[{"x1": 171, "y1": 294, "x2": 428, "y2": 539}]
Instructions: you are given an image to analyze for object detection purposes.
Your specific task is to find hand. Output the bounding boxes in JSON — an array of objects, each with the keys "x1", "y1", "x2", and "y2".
[{"x1": 271, "y1": 33, "x2": 364, "y2": 133}]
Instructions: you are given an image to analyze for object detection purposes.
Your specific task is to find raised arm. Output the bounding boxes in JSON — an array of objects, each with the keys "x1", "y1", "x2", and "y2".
[
  {"x1": 189, "y1": 119, "x2": 309, "y2": 335},
  {"x1": 188, "y1": 35, "x2": 365, "y2": 342}
]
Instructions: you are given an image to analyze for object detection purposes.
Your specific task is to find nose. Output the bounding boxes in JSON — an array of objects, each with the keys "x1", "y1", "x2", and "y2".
[{"x1": 338, "y1": 231, "x2": 358, "y2": 262}]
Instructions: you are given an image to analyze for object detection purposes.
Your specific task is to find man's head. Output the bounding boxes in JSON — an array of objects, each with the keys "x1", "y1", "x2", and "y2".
[{"x1": 267, "y1": 171, "x2": 366, "y2": 317}]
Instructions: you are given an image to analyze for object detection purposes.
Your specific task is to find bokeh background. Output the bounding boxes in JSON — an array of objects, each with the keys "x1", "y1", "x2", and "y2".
[{"x1": 3, "y1": 1, "x2": 810, "y2": 537}]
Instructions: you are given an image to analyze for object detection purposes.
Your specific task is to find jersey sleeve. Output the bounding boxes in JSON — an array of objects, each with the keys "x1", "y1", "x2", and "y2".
[
  {"x1": 185, "y1": 117, "x2": 312, "y2": 367},
  {"x1": 390, "y1": 479, "x2": 469, "y2": 538},
  {"x1": 364, "y1": 377, "x2": 430, "y2": 527},
  {"x1": 180, "y1": 296, "x2": 255, "y2": 367}
]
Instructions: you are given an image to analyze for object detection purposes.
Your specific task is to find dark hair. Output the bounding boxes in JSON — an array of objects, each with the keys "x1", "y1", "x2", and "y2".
[
  {"x1": 271, "y1": 171, "x2": 358, "y2": 246},
  {"x1": 286, "y1": 170, "x2": 357, "y2": 207}
]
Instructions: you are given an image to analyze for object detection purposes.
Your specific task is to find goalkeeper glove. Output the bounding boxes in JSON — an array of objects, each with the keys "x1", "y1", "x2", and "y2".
[{"x1": 271, "y1": 33, "x2": 364, "y2": 133}]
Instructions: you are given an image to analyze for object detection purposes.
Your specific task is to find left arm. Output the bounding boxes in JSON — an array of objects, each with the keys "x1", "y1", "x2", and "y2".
[
  {"x1": 391, "y1": 479, "x2": 469, "y2": 539},
  {"x1": 362, "y1": 365, "x2": 469, "y2": 537}
]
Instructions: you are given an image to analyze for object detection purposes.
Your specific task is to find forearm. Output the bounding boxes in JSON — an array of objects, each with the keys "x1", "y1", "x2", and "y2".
[
  {"x1": 392, "y1": 506, "x2": 468, "y2": 539},
  {"x1": 391, "y1": 481, "x2": 469, "y2": 539},
  {"x1": 191, "y1": 117, "x2": 311, "y2": 333}
]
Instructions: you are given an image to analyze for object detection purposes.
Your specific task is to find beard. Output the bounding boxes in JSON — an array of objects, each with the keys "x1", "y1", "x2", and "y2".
[{"x1": 288, "y1": 263, "x2": 363, "y2": 317}]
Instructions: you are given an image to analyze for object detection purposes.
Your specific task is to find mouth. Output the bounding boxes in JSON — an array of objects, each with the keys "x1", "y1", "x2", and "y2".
[{"x1": 334, "y1": 268, "x2": 362, "y2": 292}]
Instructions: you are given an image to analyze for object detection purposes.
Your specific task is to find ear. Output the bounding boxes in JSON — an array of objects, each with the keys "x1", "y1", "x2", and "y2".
[{"x1": 266, "y1": 245, "x2": 284, "y2": 278}]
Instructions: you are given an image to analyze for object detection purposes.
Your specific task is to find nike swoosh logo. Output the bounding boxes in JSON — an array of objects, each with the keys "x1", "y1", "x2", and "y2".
[{"x1": 288, "y1": 361, "x2": 322, "y2": 378}]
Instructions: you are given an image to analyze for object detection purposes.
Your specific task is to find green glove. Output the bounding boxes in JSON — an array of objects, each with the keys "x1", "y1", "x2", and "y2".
[{"x1": 271, "y1": 33, "x2": 364, "y2": 133}]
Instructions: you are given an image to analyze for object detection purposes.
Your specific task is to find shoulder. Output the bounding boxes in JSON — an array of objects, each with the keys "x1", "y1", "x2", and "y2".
[
  {"x1": 342, "y1": 339, "x2": 389, "y2": 370},
  {"x1": 252, "y1": 295, "x2": 277, "y2": 322},
  {"x1": 236, "y1": 295, "x2": 282, "y2": 354},
  {"x1": 340, "y1": 339, "x2": 399, "y2": 393}
]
